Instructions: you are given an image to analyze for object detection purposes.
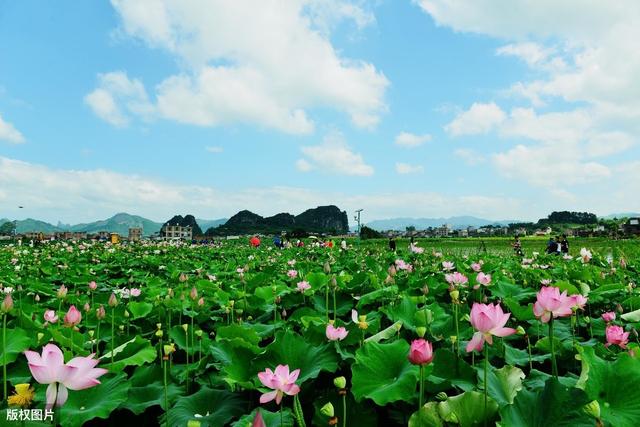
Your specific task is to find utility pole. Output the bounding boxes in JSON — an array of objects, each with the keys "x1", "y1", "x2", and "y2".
[{"x1": 354, "y1": 209, "x2": 363, "y2": 245}]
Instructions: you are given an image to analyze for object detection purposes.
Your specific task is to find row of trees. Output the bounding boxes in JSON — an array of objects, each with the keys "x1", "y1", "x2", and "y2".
[{"x1": 0, "y1": 221, "x2": 16, "y2": 236}]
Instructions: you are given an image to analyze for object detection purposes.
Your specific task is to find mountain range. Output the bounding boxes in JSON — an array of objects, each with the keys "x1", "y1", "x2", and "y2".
[
  {"x1": 365, "y1": 216, "x2": 518, "y2": 231},
  {"x1": 0, "y1": 213, "x2": 227, "y2": 236}
]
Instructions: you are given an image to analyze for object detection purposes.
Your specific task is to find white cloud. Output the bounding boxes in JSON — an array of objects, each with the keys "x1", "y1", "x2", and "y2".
[
  {"x1": 96, "y1": 0, "x2": 389, "y2": 133},
  {"x1": 453, "y1": 148, "x2": 485, "y2": 165},
  {"x1": 445, "y1": 102, "x2": 506, "y2": 136},
  {"x1": 418, "y1": 1, "x2": 640, "y2": 194},
  {"x1": 0, "y1": 113, "x2": 25, "y2": 144},
  {"x1": 299, "y1": 132, "x2": 374, "y2": 176},
  {"x1": 395, "y1": 162, "x2": 424, "y2": 174},
  {"x1": 0, "y1": 155, "x2": 537, "y2": 223},
  {"x1": 205, "y1": 146, "x2": 223, "y2": 153},
  {"x1": 84, "y1": 71, "x2": 153, "y2": 127},
  {"x1": 394, "y1": 132, "x2": 431, "y2": 148}
]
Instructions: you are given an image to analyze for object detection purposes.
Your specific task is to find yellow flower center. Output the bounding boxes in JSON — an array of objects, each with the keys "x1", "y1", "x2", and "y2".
[{"x1": 7, "y1": 383, "x2": 35, "y2": 408}]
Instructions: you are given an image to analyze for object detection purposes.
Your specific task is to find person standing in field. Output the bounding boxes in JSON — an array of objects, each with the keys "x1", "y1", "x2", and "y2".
[
  {"x1": 389, "y1": 237, "x2": 397, "y2": 252},
  {"x1": 546, "y1": 236, "x2": 557, "y2": 254},
  {"x1": 513, "y1": 235, "x2": 523, "y2": 256},
  {"x1": 560, "y1": 234, "x2": 569, "y2": 254}
]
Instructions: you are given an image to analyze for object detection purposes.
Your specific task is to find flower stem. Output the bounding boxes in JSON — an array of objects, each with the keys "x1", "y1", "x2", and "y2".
[
  {"x1": 484, "y1": 344, "x2": 489, "y2": 427},
  {"x1": 419, "y1": 364, "x2": 424, "y2": 410},
  {"x1": 163, "y1": 358, "x2": 169, "y2": 427},
  {"x1": 526, "y1": 335, "x2": 532, "y2": 371},
  {"x1": 325, "y1": 281, "x2": 330, "y2": 323},
  {"x1": 111, "y1": 307, "x2": 115, "y2": 365},
  {"x1": 332, "y1": 287, "x2": 337, "y2": 322},
  {"x1": 342, "y1": 393, "x2": 347, "y2": 427},
  {"x1": 549, "y1": 317, "x2": 558, "y2": 378},
  {"x1": 2, "y1": 313, "x2": 6, "y2": 403},
  {"x1": 185, "y1": 326, "x2": 190, "y2": 393}
]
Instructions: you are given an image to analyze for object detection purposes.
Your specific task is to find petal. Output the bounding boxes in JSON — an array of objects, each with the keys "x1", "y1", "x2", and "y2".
[
  {"x1": 56, "y1": 384, "x2": 68, "y2": 407},
  {"x1": 492, "y1": 327, "x2": 517, "y2": 337},
  {"x1": 259, "y1": 391, "x2": 277, "y2": 404},
  {"x1": 285, "y1": 384, "x2": 301, "y2": 396},
  {"x1": 258, "y1": 372, "x2": 274, "y2": 388},
  {"x1": 45, "y1": 383, "x2": 57, "y2": 410},
  {"x1": 465, "y1": 332, "x2": 484, "y2": 353},
  {"x1": 28, "y1": 363, "x2": 56, "y2": 384},
  {"x1": 533, "y1": 302, "x2": 544, "y2": 317},
  {"x1": 275, "y1": 391, "x2": 283, "y2": 405},
  {"x1": 351, "y1": 310, "x2": 358, "y2": 323},
  {"x1": 288, "y1": 368, "x2": 300, "y2": 383},
  {"x1": 24, "y1": 350, "x2": 43, "y2": 366},
  {"x1": 541, "y1": 312, "x2": 551, "y2": 323}
]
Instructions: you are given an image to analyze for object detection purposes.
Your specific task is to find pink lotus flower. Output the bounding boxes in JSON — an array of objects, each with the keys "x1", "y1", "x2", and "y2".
[
  {"x1": 605, "y1": 325, "x2": 629, "y2": 349},
  {"x1": 190, "y1": 287, "x2": 198, "y2": 300},
  {"x1": 533, "y1": 286, "x2": 574, "y2": 323},
  {"x1": 130, "y1": 288, "x2": 141, "y2": 297},
  {"x1": 24, "y1": 343, "x2": 107, "y2": 409},
  {"x1": 466, "y1": 303, "x2": 516, "y2": 352},
  {"x1": 410, "y1": 243, "x2": 424, "y2": 254},
  {"x1": 580, "y1": 248, "x2": 592, "y2": 263},
  {"x1": 83, "y1": 303, "x2": 91, "y2": 313},
  {"x1": 296, "y1": 281, "x2": 311, "y2": 293},
  {"x1": 395, "y1": 259, "x2": 413, "y2": 271},
  {"x1": 433, "y1": 251, "x2": 443, "y2": 258},
  {"x1": 474, "y1": 272, "x2": 492, "y2": 289},
  {"x1": 287, "y1": 270, "x2": 298, "y2": 279},
  {"x1": 326, "y1": 323, "x2": 349, "y2": 341},
  {"x1": 88, "y1": 281, "x2": 97, "y2": 291},
  {"x1": 287, "y1": 260, "x2": 296, "y2": 266},
  {"x1": 408, "y1": 339, "x2": 434, "y2": 365},
  {"x1": 445, "y1": 272, "x2": 468, "y2": 286},
  {"x1": 1, "y1": 294, "x2": 13, "y2": 313},
  {"x1": 63, "y1": 305, "x2": 82, "y2": 327},
  {"x1": 257, "y1": 364, "x2": 301, "y2": 404},
  {"x1": 252, "y1": 410, "x2": 267, "y2": 427},
  {"x1": 44, "y1": 310, "x2": 58, "y2": 324},
  {"x1": 540, "y1": 279, "x2": 552, "y2": 285},
  {"x1": 571, "y1": 294, "x2": 588, "y2": 310},
  {"x1": 96, "y1": 305, "x2": 106, "y2": 320},
  {"x1": 442, "y1": 261, "x2": 455, "y2": 271},
  {"x1": 602, "y1": 312, "x2": 616, "y2": 323},
  {"x1": 471, "y1": 262, "x2": 482, "y2": 272},
  {"x1": 57, "y1": 285, "x2": 68, "y2": 299},
  {"x1": 197, "y1": 297, "x2": 204, "y2": 307}
]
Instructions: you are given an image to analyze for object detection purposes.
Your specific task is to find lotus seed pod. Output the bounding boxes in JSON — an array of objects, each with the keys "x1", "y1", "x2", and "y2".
[
  {"x1": 320, "y1": 402, "x2": 335, "y2": 417},
  {"x1": 435, "y1": 392, "x2": 448, "y2": 401},
  {"x1": 416, "y1": 327, "x2": 427, "y2": 338},
  {"x1": 333, "y1": 376, "x2": 346, "y2": 389}
]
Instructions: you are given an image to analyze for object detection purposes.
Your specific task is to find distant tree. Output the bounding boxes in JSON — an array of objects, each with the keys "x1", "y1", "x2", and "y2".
[
  {"x1": 406, "y1": 226, "x2": 416, "y2": 232},
  {"x1": 360, "y1": 226, "x2": 382, "y2": 240},
  {"x1": 0, "y1": 221, "x2": 16, "y2": 236},
  {"x1": 543, "y1": 211, "x2": 597, "y2": 225}
]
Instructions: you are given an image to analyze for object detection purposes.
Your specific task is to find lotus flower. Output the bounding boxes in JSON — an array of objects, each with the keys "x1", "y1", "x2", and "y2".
[
  {"x1": 24, "y1": 343, "x2": 107, "y2": 409},
  {"x1": 57, "y1": 285, "x2": 68, "y2": 299},
  {"x1": 471, "y1": 262, "x2": 482, "y2": 272},
  {"x1": 466, "y1": 303, "x2": 516, "y2": 352},
  {"x1": 605, "y1": 325, "x2": 629, "y2": 349},
  {"x1": 580, "y1": 248, "x2": 592, "y2": 263},
  {"x1": 474, "y1": 272, "x2": 492, "y2": 289},
  {"x1": 296, "y1": 281, "x2": 311, "y2": 293},
  {"x1": 442, "y1": 261, "x2": 455, "y2": 271},
  {"x1": 602, "y1": 312, "x2": 616, "y2": 323},
  {"x1": 1, "y1": 293, "x2": 13, "y2": 313},
  {"x1": 445, "y1": 272, "x2": 468, "y2": 286},
  {"x1": 257, "y1": 364, "x2": 300, "y2": 404},
  {"x1": 88, "y1": 281, "x2": 97, "y2": 291},
  {"x1": 287, "y1": 270, "x2": 298, "y2": 279},
  {"x1": 571, "y1": 294, "x2": 588, "y2": 310},
  {"x1": 252, "y1": 410, "x2": 267, "y2": 427},
  {"x1": 44, "y1": 310, "x2": 58, "y2": 324},
  {"x1": 326, "y1": 323, "x2": 348, "y2": 341},
  {"x1": 63, "y1": 305, "x2": 82, "y2": 327},
  {"x1": 408, "y1": 339, "x2": 434, "y2": 365},
  {"x1": 351, "y1": 309, "x2": 369, "y2": 330},
  {"x1": 410, "y1": 243, "x2": 424, "y2": 254},
  {"x1": 130, "y1": 288, "x2": 141, "y2": 297},
  {"x1": 533, "y1": 286, "x2": 574, "y2": 323}
]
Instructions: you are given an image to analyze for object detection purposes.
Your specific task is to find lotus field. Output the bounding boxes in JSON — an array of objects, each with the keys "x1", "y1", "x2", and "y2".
[{"x1": 1, "y1": 238, "x2": 640, "y2": 426}]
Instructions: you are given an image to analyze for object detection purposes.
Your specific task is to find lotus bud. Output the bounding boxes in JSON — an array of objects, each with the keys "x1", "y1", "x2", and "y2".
[
  {"x1": 1, "y1": 294, "x2": 13, "y2": 313},
  {"x1": 320, "y1": 402, "x2": 335, "y2": 417},
  {"x1": 583, "y1": 400, "x2": 601, "y2": 419},
  {"x1": 57, "y1": 285, "x2": 68, "y2": 299},
  {"x1": 324, "y1": 262, "x2": 331, "y2": 274},
  {"x1": 88, "y1": 281, "x2": 97, "y2": 291},
  {"x1": 416, "y1": 326, "x2": 427, "y2": 338},
  {"x1": 388, "y1": 264, "x2": 396, "y2": 277},
  {"x1": 333, "y1": 376, "x2": 346, "y2": 389},
  {"x1": 108, "y1": 293, "x2": 118, "y2": 307},
  {"x1": 197, "y1": 297, "x2": 204, "y2": 307},
  {"x1": 190, "y1": 287, "x2": 198, "y2": 300},
  {"x1": 422, "y1": 285, "x2": 429, "y2": 295},
  {"x1": 34, "y1": 294, "x2": 40, "y2": 302},
  {"x1": 96, "y1": 305, "x2": 106, "y2": 320},
  {"x1": 435, "y1": 392, "x2": 448, "y2": 401},
  {"x1": 168, "y1": 288, "x2": 174, "y2": 298},
  {"x1": 281, "y1": 309, "x2": 287, "y2": 318},
  {"x1": 229, "y1": 300, "x2": 235, "y2": 307},
  {"x1": 84, "y1": 303, "x2": 91, "y2": 313},
  {"x1": 331, "y1": 277, "x2": 337, "y2": 288},
  {"x1": 179, "y1": 273, "x2": 188, "y2": 282},
  {"x1": 124, "y1": 310, "x2": 130, "y2": 318}
]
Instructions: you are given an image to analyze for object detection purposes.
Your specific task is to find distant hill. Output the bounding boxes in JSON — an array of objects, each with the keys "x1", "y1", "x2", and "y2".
[
  {"x1": 207, "y1": 205, "x2": 349, "y2": 235},
  {"x1": 69, "y1": 213, "x2": 163, "y2": 236},
  {"x1": 603, "y1": 213, "x2": 640, "y2": 219},
  {"x1": 1, "y1": 213, "x2": 162, "y2": 236},
  {"x1": 365, "y1": 216, "x2": 514, "y2": 231},
  {"x1": 161, "y1": 214, "x2": 203, "y2": 236}
]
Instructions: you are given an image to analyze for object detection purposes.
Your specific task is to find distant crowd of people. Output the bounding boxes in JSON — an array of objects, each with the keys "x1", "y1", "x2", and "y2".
[{"x1": 546, "y1": 234, "x2": 569, "y2": 255}]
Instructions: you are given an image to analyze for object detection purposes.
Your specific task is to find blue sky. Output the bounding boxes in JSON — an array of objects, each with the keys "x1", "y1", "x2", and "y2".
[{"x1": 1, "y1": 1, "x2": 639, "y2": 224}]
